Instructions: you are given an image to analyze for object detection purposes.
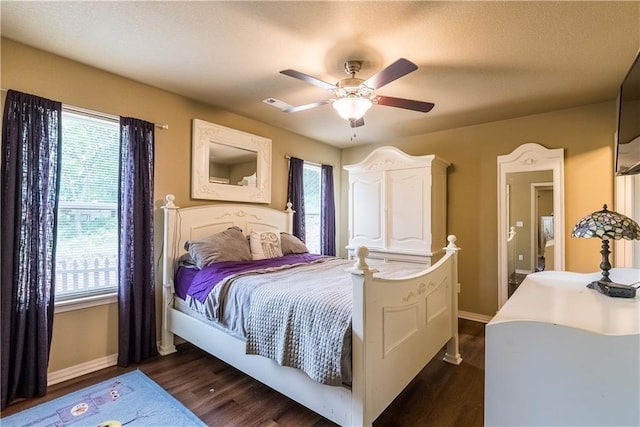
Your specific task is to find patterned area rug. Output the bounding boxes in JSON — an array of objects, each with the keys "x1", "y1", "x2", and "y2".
[{"x1": 2, "y1": 370, "x2": 205, "y2": 427}]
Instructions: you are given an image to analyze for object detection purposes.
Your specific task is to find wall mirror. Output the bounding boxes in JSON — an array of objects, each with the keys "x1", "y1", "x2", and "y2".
[
  {"x1": 191, "y1": 119, "x2": 271, "y2": 203},
  {"x1": 497, "y1": 143, "x2": 565, "y2": 307}
]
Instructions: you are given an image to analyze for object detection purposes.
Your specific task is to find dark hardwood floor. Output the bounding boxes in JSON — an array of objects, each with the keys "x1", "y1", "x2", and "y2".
[{"x1": 1, "y1": 319, "x2": 485, "y2": 426}]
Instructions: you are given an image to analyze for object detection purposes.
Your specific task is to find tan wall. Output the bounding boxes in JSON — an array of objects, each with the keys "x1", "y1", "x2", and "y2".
[
  {"x1": 49, "y1": 304, "x2": 118, "y2": 372},
  {"x1": 1, "y1": 38, "x2": 341, "y2": 372},
  {"x1": 2, "y1": 37, "x2": 618, "y2": 373},
  {"x1": 341, "y1": 102, "x2": 615, "y2": 317}
]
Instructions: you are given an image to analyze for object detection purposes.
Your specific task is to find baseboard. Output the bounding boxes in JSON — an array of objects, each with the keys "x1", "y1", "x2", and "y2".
[
  {"x1": 48, "y1": 314, "x2": 486, "y2": 386},
  {"x1": 47, "y1": 353, "x2": 118, "y2": 386},
  {"x1": 459, "y1": 310, "x2": 493, "y2": 323}
]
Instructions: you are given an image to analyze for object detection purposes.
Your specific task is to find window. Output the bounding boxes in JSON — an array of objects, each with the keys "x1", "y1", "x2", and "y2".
[
  {"x1": 55, "y1": 108, "x2": 119, "y2": 302},
  {"x1": 303, "y1": 163, "x2": 321, "y2": 254}
]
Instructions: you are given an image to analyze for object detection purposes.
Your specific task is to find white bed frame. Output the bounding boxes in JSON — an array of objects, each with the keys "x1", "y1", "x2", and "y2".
[{"x1": 160, "y1": 194, "x2": 462, "y2": 426}]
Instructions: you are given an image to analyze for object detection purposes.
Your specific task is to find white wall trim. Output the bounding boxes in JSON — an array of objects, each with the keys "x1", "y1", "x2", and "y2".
[
  {"x1": 47, "y1": 353, "x2": 118, "y2": 386},
  {"x1": 459, "y1": 311, "x2": 493, "y2": 324},
  {"x1": 54, "y1": 292, "x2": 117, "y2": 314}
]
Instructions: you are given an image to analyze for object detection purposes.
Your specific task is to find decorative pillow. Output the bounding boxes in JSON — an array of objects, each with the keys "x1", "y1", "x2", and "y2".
[
  {"x1": 177, "y1": 253, "x2": 198, "y2": 269},
  {"x1": 186, "y1": 226, "x2": 252, "y2": 268},
  {"x1": 280, "y1": 232, "x2": 309, "y2": 255},
  {"x1": 249, "y1": 230, "x2": 283, "y2": 260}
]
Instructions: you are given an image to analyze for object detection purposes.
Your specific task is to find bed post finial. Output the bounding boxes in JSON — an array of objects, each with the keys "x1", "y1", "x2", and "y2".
[
  {"x1": 284, "y1": 202, "x2": 295, "y2": 234},
  {"x1": 163, "y1": 194, "x2": 177, "y2": 209},
  {"x1": 284, "y1": 201, "x2": 294, "y2": 213},
  {"x1": 353, "y1": 246, "x2": 371, "y2": 271},
  {"x1": 446, "y1": 235, "x2": 459, "y2": 252},
  {"x1": 346, "y1": 246, "x2": 378, "y2": 275}
]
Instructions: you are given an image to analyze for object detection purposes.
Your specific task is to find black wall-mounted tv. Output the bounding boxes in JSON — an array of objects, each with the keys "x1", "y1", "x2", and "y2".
[{"x1": 615, "y1": 49, "x2": 640, "y2": 176}]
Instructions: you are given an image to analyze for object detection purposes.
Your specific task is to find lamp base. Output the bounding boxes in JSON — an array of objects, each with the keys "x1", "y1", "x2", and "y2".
[{"x1": 587, "y1": 280, "x2": 637, "y2": 298}]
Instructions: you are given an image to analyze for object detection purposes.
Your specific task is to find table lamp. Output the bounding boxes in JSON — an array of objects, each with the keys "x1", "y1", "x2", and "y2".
[{"x1": 571, "y1": 204, "x2": 640, "y2": 298}]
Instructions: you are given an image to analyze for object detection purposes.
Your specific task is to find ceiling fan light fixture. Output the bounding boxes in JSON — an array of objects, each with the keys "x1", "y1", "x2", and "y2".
[
  {"x1": 332, "y1": 96, "x2": 372, "y2": 121},
  {"x1": 280, "y1": 57, "x2": 433, "y2": 124}
]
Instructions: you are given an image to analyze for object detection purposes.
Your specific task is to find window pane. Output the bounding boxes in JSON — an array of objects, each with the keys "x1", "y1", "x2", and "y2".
[
  {"x1": 55, "y1": 111, "x2": 119, "y2": 300},
  {"x1": 303, "y1": 164, "x2": 321, "y2": 254}
]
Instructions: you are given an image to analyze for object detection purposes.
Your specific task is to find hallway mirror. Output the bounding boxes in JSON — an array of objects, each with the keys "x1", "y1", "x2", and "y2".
[{"x1": 497, "y1": 143, "x2": 565, "y2": 307}]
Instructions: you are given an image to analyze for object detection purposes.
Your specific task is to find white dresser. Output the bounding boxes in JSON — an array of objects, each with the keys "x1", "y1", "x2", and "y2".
[
  {"x1": 485, "y1": 268, "x2": 640, "y2": 426},
  {"x1": 344, "y1": 146, "x2": 450, "y2": 265}
]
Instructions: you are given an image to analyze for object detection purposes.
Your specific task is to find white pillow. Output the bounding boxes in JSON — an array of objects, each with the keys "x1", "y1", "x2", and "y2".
[{"x1": 249, "y1": 230, "x2": 283, "y2": 260}]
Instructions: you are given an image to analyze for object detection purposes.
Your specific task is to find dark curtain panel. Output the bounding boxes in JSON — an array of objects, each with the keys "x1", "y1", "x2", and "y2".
[
  {"x1": 118, "y1": 117, "x2": 157, "y2": 366},
  {"x1": 320, "y1": 164, "x2": 336, "y2": 256},
  {"x1": 287, "y1": 157, "x2": 305, "y2": 241},
  {"x1": 1, "y1": 90, "x2": 62, "y2": 410}
]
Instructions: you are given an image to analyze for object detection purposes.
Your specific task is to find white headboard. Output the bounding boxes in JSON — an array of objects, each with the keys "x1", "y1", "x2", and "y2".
[{"x1": 161, "y1": 194, "x2": 293, "y2": 288}]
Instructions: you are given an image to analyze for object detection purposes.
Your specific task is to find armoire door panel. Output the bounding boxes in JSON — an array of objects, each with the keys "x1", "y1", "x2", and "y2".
[
  {"x1": 387, "y1": 169, "x2": 430, "y2": 252},
  {"x1": 349, "y1": 174, "x2": 384, "y2": 248}
]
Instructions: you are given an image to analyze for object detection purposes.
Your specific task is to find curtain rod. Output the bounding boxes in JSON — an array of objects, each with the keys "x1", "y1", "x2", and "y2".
[
  {"x1": 63, "y1": 104, "x2": 168, "y2": 130},
  {"x1": 285, "y1": 155, "x2": 333, "y2": 168},
  {"x1": 1, "y1": 88, "x2": 168, "y2": 130}
]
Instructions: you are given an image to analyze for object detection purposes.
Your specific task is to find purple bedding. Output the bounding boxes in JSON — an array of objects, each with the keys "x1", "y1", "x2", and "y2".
[{"x1": 175, "y1": 253, "x2": 327, "y2": 302}]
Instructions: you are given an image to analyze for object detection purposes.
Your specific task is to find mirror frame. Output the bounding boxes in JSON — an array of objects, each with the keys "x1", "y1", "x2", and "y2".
[
  {"x1": 497, "y1": 143, "x2": 565, "y2": 307},
  {"x1": 191, "y1": 119, "x2": 271, "y2": 203}
]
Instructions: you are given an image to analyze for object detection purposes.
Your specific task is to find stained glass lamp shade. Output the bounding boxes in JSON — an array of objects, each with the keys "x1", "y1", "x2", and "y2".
[{"x1": 571, "y1": 204, "x2": 640, "y2": 296}]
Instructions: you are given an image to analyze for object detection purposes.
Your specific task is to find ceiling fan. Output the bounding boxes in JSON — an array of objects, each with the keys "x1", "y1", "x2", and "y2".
[{"x1": 279, "y1": 58, "x2": 434, "y2": 128}]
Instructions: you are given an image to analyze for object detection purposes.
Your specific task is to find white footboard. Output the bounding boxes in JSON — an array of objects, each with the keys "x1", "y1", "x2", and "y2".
[
  {"x1": 160, "y1": 196, "x2": 461, "y2": 426},
  {"x1": 349, "y1": 240, "x2": 461, "y2": 425}
]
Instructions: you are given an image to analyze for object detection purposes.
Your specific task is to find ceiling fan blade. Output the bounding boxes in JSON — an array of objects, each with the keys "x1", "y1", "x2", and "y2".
[
  {"x1": 363, "y1": 58, "x2": 418, "y2": 90},
  {"x1": 376, "y1": 95, "x2": 435, "y2": 113},
  {"x1": 350, "y1": 117, "x2": 365, "y2": 128},
  {"x1": 282, "y1": 99, "x2": 332, "y2": 113},
  {"x1": 280, "y1": 69, "x2": 336, "y2": 91}
]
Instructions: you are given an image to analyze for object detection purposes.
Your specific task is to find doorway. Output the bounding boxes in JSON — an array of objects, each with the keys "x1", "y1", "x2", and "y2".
[{"x1": 532, "y1": 183, "x2": 553, "y2": 272}]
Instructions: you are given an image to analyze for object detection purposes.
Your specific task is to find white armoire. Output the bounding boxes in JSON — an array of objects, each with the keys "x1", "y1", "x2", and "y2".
[{"x1": 344, "y1": 146, "x2": 450, "y2": 265}]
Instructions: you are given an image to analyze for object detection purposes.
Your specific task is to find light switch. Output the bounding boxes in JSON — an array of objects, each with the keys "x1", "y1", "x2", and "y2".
[{"x1": 516, "y1": 221, "x2": 524, "y2": 227}]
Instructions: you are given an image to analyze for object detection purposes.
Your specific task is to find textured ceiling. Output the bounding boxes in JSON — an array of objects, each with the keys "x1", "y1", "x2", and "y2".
[{"x1": 2, "y1": 1, "x2": 639, "y2": 148}]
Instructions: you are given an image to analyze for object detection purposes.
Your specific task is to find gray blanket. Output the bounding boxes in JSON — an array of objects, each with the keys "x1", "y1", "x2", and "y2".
[
  {"x1": 244, "y1": 258, "x2": 353, "y2": 385},
  {"x1": 181, "y1": 258, "x2": 427, "y2": 385}
]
